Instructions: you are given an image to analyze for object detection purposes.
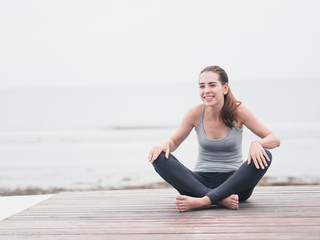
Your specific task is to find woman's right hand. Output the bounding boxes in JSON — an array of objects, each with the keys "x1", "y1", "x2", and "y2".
[
  {"x1": 148, "y1": 106, "x2": 196, "y2": 163},
  {"x1": 148, "y1": 142, "x2": 170, "y2": 163}
]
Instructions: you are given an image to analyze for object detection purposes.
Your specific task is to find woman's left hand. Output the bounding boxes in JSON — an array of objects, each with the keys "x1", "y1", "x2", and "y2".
[{"x1": 248, "y1": 141, "x2": 270, "y2": 169}]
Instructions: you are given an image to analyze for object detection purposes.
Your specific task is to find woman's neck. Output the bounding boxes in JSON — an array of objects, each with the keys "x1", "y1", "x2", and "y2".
[{"x1": 205, "y1": 101, "x2": 224, "y2": 120}]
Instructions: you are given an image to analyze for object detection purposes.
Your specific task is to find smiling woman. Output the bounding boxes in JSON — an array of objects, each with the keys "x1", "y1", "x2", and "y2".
[
  {"x1": 199, "y1": 66, "x2": 241, "y2": 129},
  {"x1": 148, "y1": 65, "x2": 280, "y2": 212}
]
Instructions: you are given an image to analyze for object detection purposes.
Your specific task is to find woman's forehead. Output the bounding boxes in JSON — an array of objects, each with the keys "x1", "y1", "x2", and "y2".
[{"x1": 199, "y1": 71, "x2": 220, "y2": 83}]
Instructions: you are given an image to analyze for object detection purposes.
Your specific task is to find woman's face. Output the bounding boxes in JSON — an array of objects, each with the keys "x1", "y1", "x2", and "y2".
[{"x1": 198, "y1": 71, "x2": 228, "y2": 107}]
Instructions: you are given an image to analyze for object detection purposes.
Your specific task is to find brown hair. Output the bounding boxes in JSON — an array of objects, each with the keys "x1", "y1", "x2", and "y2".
[{"x1": 200, "y1": 65, "x2": 241, "y2": 128}]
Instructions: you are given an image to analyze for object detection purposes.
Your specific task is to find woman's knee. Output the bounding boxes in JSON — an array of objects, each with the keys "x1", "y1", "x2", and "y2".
[
  {"x1": 264, "y1": 149, "x2": 272, "y2": 164},
  {"x1": 151, "y1": 152, "x2": 168, "y2": 169}
]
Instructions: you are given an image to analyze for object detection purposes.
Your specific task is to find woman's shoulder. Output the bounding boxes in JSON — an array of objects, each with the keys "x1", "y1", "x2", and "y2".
[
  {"x1": 236, "y1": 103, "x2": 253, "y2": 123},
  {"x1": 236, "y1": 103, "x2": 252, "y2": 115},
  {"x1": 184, "y1": 104, "x2": 203, "y2": 126},
  {"x1": 187, "y1": 104, "x2": 203, "y2": 117},
  {"x1": 236, "y1": 103, "x2": 246, "y2": 114}
]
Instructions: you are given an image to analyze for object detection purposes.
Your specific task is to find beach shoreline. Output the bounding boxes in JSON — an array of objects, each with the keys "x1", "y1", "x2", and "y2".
[{"x1": 1, "y1": 176, "x2": 319, "y2": 196}]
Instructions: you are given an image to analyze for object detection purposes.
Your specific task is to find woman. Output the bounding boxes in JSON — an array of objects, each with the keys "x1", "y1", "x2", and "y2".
[{"x1": 148, "y1": 65, "x2": 280, "y2": 212}]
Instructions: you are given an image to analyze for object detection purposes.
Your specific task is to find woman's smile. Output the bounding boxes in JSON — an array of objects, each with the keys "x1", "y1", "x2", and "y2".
[{"x1": 204, "y1": 95, "x2": 214, "y2": 101}]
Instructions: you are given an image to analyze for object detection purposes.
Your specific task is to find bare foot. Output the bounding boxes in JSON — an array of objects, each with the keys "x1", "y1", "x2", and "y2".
[
  {"x1": 217, "y1": 194, "x2": 239, "y2": 210},
  {"x1": 175, "y1": 195, "x2": 211, "y2": 212}
]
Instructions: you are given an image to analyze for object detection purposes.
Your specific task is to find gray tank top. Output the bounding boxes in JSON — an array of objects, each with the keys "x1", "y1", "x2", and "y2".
[{"x1": 194, "y1": 105, "x2": 243, "y2": 172}]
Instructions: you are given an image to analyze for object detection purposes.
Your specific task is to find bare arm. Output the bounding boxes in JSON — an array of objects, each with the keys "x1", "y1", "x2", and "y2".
[
  {"x1": 237, "y1": 104, "x2": 280, "y2": 169},
  {"x1": 238, "y1": 104, "x2": 280, "y2": 148},
  {"x1": 148, "y1": 105, "x2": 201, "y2": 162}
]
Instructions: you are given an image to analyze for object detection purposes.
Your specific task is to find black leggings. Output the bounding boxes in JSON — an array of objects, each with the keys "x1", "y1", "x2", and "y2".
[{"x1": 152, "y1": 150, "x2": 272, "y2": 204}]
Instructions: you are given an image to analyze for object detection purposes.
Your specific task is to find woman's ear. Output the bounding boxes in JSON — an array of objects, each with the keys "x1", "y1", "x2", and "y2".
[{"x1": 224, "y1": 83, "x2": 229, "y2": 95}]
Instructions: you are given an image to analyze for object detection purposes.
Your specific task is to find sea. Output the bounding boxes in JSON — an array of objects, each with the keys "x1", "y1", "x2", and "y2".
[{"x1": 1, "y1": 79, "x2": 320, "y2": 195}]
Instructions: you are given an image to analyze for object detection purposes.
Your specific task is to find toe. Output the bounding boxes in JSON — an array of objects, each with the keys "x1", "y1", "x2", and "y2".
[
  {"x1": 177, "y1": 195, "x2": 188, "y2": 200},
  {"x1": 234, "y1": 194, "x2": 239, "y2": 201}
]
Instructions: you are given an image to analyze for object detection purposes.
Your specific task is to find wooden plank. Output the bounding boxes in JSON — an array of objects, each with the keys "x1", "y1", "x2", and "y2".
[{"x1": 0, "y1": 186, "x2": 319, "y2": 240}]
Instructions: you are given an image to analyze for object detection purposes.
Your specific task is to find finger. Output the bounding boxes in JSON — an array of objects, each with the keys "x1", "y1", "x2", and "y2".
[
  {"x1": 151, "y1": 146, "x2": 159, "y2": 161},
  {"x1": 155, "y1": 148, "x2": 164, "y2": 160},
  {"x1": 149, "y1": 150, "x2": 155, "y2": 162},
  {"x1": 152, "y1": 149, "x2": 161, "y2": 162},
  {"x1": 256, "y1": 155, "x2": 265, "y2": 169},
  {"x1": 165, "y1": 148, "x2": 170, "y2": 159},
  {"x1": 263, "y1": 149, "x2": 271, "y2": 162},
  {"x1": 148, "y1": 148, "x2": 155, "y2": 162},
  {"x1": 150, "y1": 148, "x2": 159, "y2": 162},
  {"x1": 247, "y1": 156, "x2": 251, "y2": 165},
  {"x1": 252, "y1": 157, "x2": 260, "y2": 169},
  {"x1": 260, "y1": 152, "x2": 268, "y2": 167}
]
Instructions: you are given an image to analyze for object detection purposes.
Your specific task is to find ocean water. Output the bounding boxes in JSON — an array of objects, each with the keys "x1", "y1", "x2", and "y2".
[{"x1": 0, "y1": 79, "x2": 320, "y2": 194}]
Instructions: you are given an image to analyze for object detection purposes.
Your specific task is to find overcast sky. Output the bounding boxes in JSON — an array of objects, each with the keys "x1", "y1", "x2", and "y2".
[{"x1": 0, "y1": 0, "x2": 319, "y2": 88}]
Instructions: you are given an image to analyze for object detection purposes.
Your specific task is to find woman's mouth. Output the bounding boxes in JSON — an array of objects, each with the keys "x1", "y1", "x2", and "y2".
[{"x1": 204, "y1": 96, "x2": 214, "y2": 99}]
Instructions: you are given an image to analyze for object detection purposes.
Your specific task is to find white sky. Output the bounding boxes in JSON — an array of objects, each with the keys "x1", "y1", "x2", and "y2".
[{"x1": 0, "y1": 0, "x2": 319, "y2": 88}]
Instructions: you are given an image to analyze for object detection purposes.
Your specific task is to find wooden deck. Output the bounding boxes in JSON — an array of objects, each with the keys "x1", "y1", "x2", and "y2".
[{"x1": 0, "y1": 185, "x2": 319, "y2": 239}]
